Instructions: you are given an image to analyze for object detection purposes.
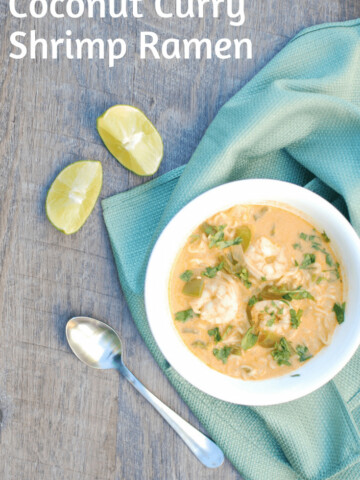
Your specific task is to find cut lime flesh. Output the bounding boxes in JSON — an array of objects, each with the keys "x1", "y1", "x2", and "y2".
[
  {"x1": 97, "y1": 105, "x2": 163, "y2": 176},
  {"x1": 46, "y1": 160, "x2": 103, "y2": 235}
]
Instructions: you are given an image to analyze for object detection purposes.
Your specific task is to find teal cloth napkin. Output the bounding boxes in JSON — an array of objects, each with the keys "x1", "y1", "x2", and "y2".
[{"x1": 102, "y1": 19, "x2": 360, "y2": 480}]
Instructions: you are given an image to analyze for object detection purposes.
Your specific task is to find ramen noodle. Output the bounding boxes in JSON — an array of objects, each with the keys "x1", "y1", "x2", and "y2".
[{"x1": 169, "y1": 204, "x2": 345, "y2": 380}]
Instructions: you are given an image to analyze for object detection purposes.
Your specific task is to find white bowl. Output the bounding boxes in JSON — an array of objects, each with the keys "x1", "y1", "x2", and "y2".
[{"x1": 145, "y1": 179, "x2": 360, "y2": 405}]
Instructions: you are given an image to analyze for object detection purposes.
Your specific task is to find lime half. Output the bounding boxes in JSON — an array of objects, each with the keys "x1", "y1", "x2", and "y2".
[
  {"x1": 97, "y1": 105, "x2": 164, "y2": 176},
  {"x1": 46, "y1": 160, "x2": 103, "y2": 235}
]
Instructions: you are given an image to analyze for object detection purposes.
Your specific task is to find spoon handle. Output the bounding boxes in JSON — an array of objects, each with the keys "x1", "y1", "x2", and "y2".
[{"x1": 116, "y1": 362, "x2": 224, "y2": 469}]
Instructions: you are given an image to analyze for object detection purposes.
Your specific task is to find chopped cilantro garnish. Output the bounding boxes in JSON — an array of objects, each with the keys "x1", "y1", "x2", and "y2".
[
  {"x1": 291, "y1": 374, "x2": 301, "y2": 377},
  {"x1": 241, "y1": 327, "x2": 258, "y2": 351},
  {"x1": 175, "y1": 308, "x2": 198, "y2": 323},
  {"x1": 202, "y1": 262, "x2": 224, "y2": 278},
  {"x1": 325, "y1": 253, "x2": 333, "y2": 267},
  {"x1": 236, "y1": 268, "x2": 252, "y2": 288},
  {"x1": 261, "y1": 276, "x2": 267, "y2": 282},
  {"x1": 333, "y1": 302, "x2": 346, "y2": 324},
  {"x1": 180, "y1": 270, "x2": 193, "y2": 282},
  {"x1": 296, "y1": 344, "x2": 313, "y2": 362},
  {"x1": 216, "y1": 237, "x2": 243, "y2": 250},
  {"x1": 271, "y1": 337, "x2": 292, "y2": 366},
  {"x1": 206, "y1": 225, "x2": 226, "y2": 248},
  {"x1": 300, "y1": 253, "x2": 316, "y2": 269},
  {"x1": 201, "y1": 223, "x2": 218, "y2": 236},
  {"x1": 266, "y1": 313, "x2": 276, "y2": 327},
  {"x1": 300, "y1": 233, "x2": 308, "y2": 241},
  {"x1": 321, "y1": 231, "x2": 331, "y2": 243},
  {"x1": 323, "y1": 266, "x2": 341, "y2": 280},
  {"x1": 290, "y1": 308, "x2": 303, "y2": 329},
  {"x1": 204, "y1": 224, "x2": 243, "y2": 250},
  {"x1": 282, "y1": 287, "x2": 314, "y2": 301},
  {"x1": 248, "y1": 295, "x2": 261, "y2": 307},
  {"x1": 261, "y1": 285, "x2": 314, "y2": 302},
  {"x1": 316, "y1": 276, "x2": 324, "y2": 285},
  {"x1": 311, "y1": 243, "x2": 335, "y2": 269},
  {"x1": 208, "y1": 327, "x2": 222, "y2": 343},
  {"x1": 213, "y1": 346, "x2": 232, "y2": 364},
  {"x1": 293, "y1": 243, "x2": 302, "y2": 250}
]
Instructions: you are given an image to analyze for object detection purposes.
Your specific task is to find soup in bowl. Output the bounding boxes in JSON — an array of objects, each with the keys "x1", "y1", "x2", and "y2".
[{"x1": 145, "y1": 180, "x2": 360, "y2": 405}]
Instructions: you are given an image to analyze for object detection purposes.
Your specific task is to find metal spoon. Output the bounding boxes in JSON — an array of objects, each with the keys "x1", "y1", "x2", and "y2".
[{"x1": 66, "y1": 316, "x2": 224, "y2": 469}]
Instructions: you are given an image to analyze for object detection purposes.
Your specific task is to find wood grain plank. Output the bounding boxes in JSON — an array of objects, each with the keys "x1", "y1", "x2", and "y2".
[{"x1": 1, "y1": 1, "x2": 359, "y2": 479}]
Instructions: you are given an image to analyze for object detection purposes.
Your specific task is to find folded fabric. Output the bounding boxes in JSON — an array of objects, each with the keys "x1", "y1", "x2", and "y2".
[{"x1": 102, "y1": 18, "x2": 360, "y2": 480}]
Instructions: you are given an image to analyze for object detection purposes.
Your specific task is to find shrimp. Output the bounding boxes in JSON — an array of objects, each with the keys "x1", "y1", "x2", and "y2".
[
  {"x1": 245, "y1": 236, "x2": 288, "y2": 281},
  {"x1": 190, "y1": 273, "x2": 240, "y2": 325},
  {"x1": 252, "y1": 300, "x2": 295, "y2": 337}
]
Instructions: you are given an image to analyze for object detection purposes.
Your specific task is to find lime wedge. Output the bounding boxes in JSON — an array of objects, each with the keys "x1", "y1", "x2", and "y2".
[
  {"x1": 97, "y1": 105, "x2": 164, "y2": 176},
  {"x1": 46, "y1": 160, "x2": 103, "y2": 235}
]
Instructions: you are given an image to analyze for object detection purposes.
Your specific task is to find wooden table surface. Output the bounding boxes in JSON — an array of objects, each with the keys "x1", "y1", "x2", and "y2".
[{"x1": 1, "y1": 1, "x2": 359, "y2": 479}]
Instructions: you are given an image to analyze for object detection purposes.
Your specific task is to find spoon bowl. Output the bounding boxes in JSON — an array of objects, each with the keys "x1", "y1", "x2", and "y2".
[
  {"x1": 65, "y1": 316, "x2": 224, "y2": 469},
  {"x1": 66, "y1": 317, "x2": 122, "y2": 369}
]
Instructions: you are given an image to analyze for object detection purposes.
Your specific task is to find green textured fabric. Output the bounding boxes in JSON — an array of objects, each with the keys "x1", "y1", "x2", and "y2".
[{"x1": 102, "y1": 19, "x2": 360, "y2": 480}]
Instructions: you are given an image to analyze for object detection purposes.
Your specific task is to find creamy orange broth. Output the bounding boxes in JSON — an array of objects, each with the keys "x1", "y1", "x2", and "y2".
[{"x1": 169, "y1": 204, "x2": 344, "y2": 380}]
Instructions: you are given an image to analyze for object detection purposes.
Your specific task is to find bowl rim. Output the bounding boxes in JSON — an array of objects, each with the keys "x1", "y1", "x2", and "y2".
[{"x1": 145, "y1": 179, "x2": 360, "y2": 405}]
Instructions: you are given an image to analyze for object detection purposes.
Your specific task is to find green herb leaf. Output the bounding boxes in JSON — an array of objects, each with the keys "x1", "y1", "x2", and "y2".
[
  {"x1": 321, "y1": 231, "x2": 331, "y2": 243},
  {"x1": 290, "y1": 308, "x2": 303, "y2": 329},
  {"x1": 325, "y1": 253, "x2": 334, "y2": 267},
  {"x1": 180, "y1": 270, "x2": 193, "y2": 282},
  {"x1": 208, "y1": 327, "x2": 222, "y2": 343},
  {"x1": 291, "y1": 374, "x2": 301, "y2": 377},
  {"x1": 207, "y1": 225, "x2": 226, "y2": 248},
  {"x1": 216, "y1": 237, "x2": 243, "y2": 250},
  {"x1": 293, "y1": 243, "x2": 302, "y2": 250},
  {"x1": 236, "y1": 268, "x2": 252, "y2": 288},
  {"x1": 201, "y1": 223, "x2": 217, "y2": 236},
  {"x1": 271, "y1": 337, "x2": 292, "y2": 366},
  {"x1": 261, "y1": 285, "x2": 314, "y2": 302},
  {"x1": 202, "y1": 262, "x2": 224, "y2": 278},
  {"x1": 296, "y1": 344, "x2": 313, "y2": 362},
  {"x1": 300, "y1": 233, "x2": 308, "y2": 241},
  {"x1": 175, "y1": 308, "x2": 197, "y2": 323},
  {"x1": 213, "y1": 346, "x2": 232, "y2": 364},
  {"x1": 333, "y1": 302, "x2": 346, "y2": 324},
  {"x1": 300, "y1": 253, "x2": 316, "y2": 269},
  {"x1": 266, "y1": 313, "x2": 276, "y2": 327},
  {"x1": 241, "y1": 327, "x2": 258, "y2": 351},
  {"x1": 311, "y1": 242, "x2": 336, "y2": 270},
  {"x1": 248, "y1": 295, "x2": 262, "y2": 307}
]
